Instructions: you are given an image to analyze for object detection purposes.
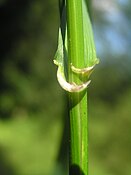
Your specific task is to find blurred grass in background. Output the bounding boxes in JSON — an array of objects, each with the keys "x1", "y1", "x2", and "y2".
[{"x1": 0, "y1": 0, "x2": 131, "y2": 175}]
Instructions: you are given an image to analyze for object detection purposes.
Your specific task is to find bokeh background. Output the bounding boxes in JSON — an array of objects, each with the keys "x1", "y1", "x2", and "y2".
[{"x1": 0, "y1": 0, "x2": 131, "y2": 175}]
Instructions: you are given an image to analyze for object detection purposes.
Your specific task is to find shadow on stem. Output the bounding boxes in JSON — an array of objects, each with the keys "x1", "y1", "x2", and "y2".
[{"x1": 69, "y1": 164, "x2": 85, "y2": 175}]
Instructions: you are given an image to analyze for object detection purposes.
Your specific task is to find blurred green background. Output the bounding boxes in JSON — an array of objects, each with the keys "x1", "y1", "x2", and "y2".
[{"x1": 0, "y1": 0, "x2": 131, "y2": 175}]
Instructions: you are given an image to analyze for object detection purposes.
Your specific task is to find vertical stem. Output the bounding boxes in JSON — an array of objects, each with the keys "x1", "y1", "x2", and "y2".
[
  {"x1": 66, "y1": 0, "x2": 88, "y2": 174},
  {"x1": 67, "y1": 0, "x2": 84, "y2": 69}
]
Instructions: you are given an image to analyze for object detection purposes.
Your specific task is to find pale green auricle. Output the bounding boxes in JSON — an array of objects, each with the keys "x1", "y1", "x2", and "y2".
[{"x1": 53, "y1": 29, "x2": 98, "y2": 93}]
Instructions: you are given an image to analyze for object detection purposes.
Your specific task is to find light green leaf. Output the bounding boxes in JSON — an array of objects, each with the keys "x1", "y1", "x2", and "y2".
[{"x1": 54, "y1": 0, "x2": 99, "y2": 92}]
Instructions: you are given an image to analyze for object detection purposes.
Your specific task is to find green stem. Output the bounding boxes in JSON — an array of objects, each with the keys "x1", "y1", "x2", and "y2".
[{"x1": 66, "y1": 0, "x2": 88, "y2": 174}]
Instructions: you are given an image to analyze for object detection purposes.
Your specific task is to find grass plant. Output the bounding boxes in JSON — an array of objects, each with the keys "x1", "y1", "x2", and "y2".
[{"x1": 54, "y1": 0, "x2": 99, "y2": 174}]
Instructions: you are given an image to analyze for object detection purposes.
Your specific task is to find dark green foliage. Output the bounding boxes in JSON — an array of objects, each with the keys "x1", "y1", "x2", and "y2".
[{"x1": 0, "y1": 0, "x2": 59, "y2": 119}]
